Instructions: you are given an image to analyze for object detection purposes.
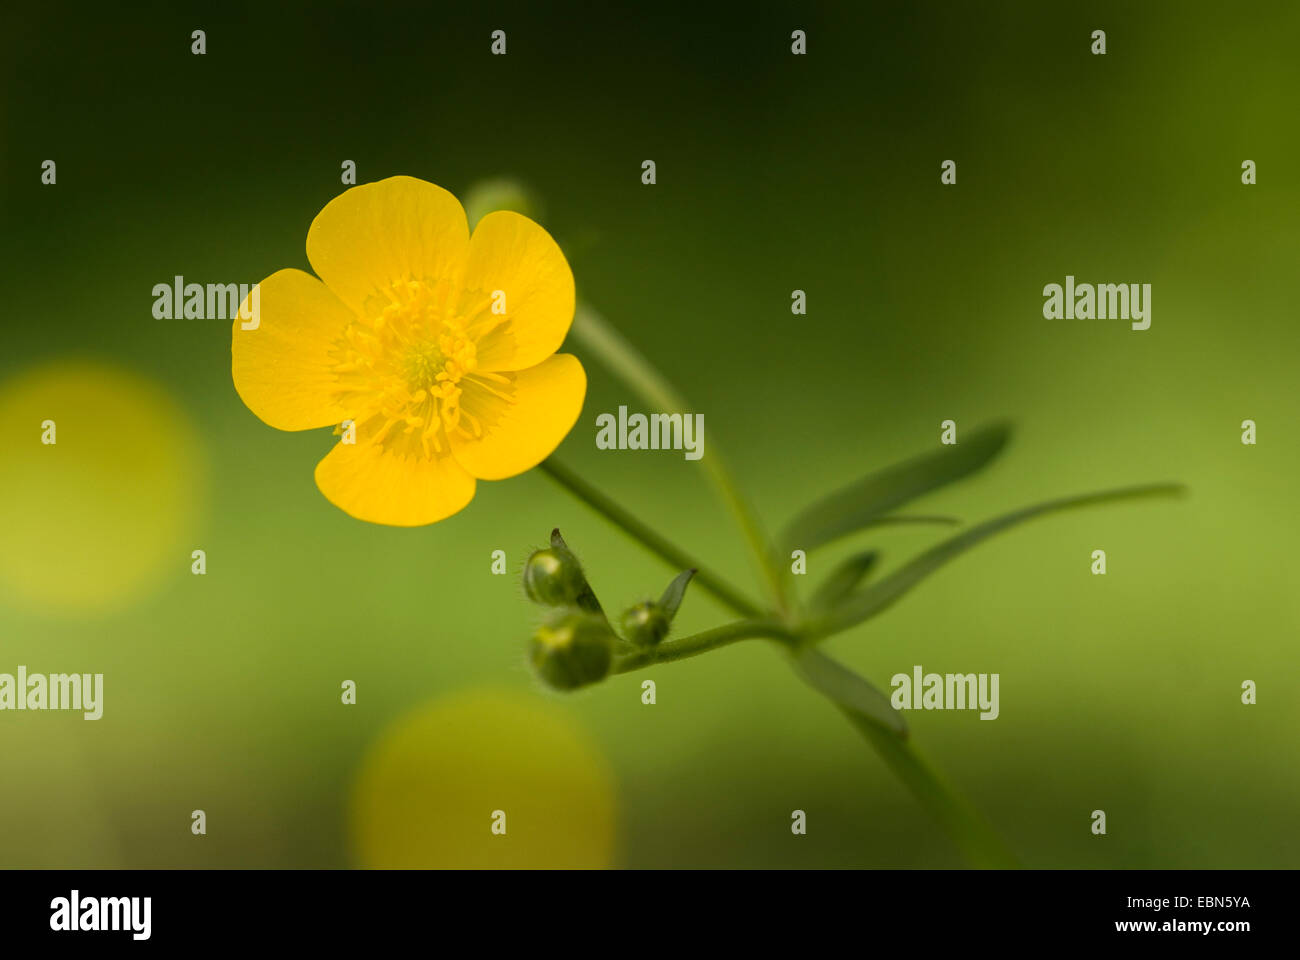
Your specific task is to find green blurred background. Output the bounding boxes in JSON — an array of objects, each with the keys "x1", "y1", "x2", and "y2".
[{"x1": 1, "y1": 0, "x2": 1296, "y2": 868}]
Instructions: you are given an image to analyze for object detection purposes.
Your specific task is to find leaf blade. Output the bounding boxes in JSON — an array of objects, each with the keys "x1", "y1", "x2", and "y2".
[
  {"x1": 792, "y1": 645, "x2": 908, "y2": 737},
  {"x1": 780, "y1": 422, "x2": 1012, "y2": 554},
  {"x1": 814, "y1": 482, "x2": 1186, "y2": 636},
  {"x1": 807, "y1": 550, "x2": 880, "y2": 612},
  {"x1": 658, "y1": 568, "x2": 696, "y2": 620}
]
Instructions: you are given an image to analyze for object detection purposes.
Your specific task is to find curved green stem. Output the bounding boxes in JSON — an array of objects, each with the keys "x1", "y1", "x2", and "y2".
[
  {"x1": 613, "y1": 619, "x2": 797, "y2": 672},
  {"x1": 539, "y1": 457, "x2": 762, "y2": 619},
  {"x1": 570, "y1": 303, "x2": 790, "y2": 614},
  {"x1": 853, "y1": 722, "x2": 1020, "y2": 869}
]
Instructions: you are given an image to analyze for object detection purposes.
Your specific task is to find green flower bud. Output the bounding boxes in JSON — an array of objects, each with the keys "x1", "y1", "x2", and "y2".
[
  {"x1": 621, "y1": 601, "x2": 670, "y2": 647},
  {"x1": 530, "y1": 610, "x2": 614, "y2": 690},
  {"x1": 523, "y1": 547, "x2": 587, "y2": 606}
]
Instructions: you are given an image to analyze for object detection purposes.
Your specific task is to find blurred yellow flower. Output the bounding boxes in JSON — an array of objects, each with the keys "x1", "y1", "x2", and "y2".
[
  {"x1": 232, "y1": 176, "x2": 585, "y2": 526},
  {"x1": 0, "y1": 361, "x2": 202, "y2": 615},
  {"x1": 350, "y1": 689, "x2": 616, "y2": 869}
]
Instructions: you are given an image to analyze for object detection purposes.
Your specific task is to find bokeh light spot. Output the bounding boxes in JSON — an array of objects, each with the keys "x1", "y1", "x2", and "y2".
[
  {"x1": 350, "y1": 689, "x2": 617, "y2": 868},
  {"x1": 0, "y1": 361, "x2": 203, "y2": 616}
]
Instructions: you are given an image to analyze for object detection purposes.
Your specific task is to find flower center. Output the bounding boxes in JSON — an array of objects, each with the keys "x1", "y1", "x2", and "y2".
[{"x1": 332, "y1": 278, "x2": 508, "y2": 458}]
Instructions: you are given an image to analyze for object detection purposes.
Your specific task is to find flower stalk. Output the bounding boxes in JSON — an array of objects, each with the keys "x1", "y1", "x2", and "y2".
[
  {"x1": 612, "y1": 618, "x2": 798, "y2": 672},
  {"x1": 537, "y1": 457, "x2": 762, "y2": 619}
]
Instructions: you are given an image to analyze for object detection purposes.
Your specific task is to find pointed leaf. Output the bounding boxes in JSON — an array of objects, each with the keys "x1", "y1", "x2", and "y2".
[
  {"x1": 793, "y1": 646, "x2": 908, "y2": 737},
  {"x1": 814, "y1": 483, "x2": 1185, "y2": 636},
  {"x1": 658, "y1": 568, "x2": 696, "y2": 620},
  {"x1": 807, "y1": 550, "x2": 880, "y2": 612},
  {"x1": 545, "y1": 527, "x2": 608, "y2": 618},
  {"x1": 780, "y1": 422, "x2": 1011, "y2": 553}
]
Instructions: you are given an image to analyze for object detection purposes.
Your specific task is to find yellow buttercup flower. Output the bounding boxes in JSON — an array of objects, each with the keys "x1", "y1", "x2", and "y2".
[{"x1": 232, "y1": 176, "x2": 585, "y2": 525}]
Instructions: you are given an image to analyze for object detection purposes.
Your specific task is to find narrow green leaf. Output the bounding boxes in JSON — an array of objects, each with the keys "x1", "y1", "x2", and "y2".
[
  {"x1": 779, "y1": 422, "x2": 1011, "y2": 554},
  {"x1": 792, "y1": 646, "x2": 908, "y2": 737},
  {"x1": 658, "y1": 568, "x2": 696, "y2": 620},
  {"x1": 807, "y1": 550, "x2": 880, "y2": 612},
  {"x1": 813, "y1": 483, "x2": 1186, "y2": 637}
]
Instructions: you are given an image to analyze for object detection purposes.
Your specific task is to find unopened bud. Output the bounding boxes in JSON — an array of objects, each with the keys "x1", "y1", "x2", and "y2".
[
  {"x1": 523, "y1": 547, "x2": 586, "y2": 606},
  {"x1": 530, "y1": 610, "x2": 614, "y2": 690},
  {"x1": 621, "y1": 601, "x2": 670, "y2": 647}
]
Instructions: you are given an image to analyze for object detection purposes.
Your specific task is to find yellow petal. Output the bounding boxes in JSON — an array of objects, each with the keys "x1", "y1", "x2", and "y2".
[
  {"x1": 462, "y1": 211, "x2": 575, "y2": 372},
  {"x1": 231, "y1": 268, "x2": 352, "y2": 431},
  {"x1": 306, "y1": 176, "x2": 470, "y2": 318},
  {"x1": 450, "y1": 354, "x2": 586, "y2": 480},
  {"x1": 315, "y1": 440, "x2": 476, "y2": 527}
]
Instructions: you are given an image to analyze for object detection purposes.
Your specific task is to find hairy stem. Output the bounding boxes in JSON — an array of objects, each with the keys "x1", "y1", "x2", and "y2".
[
  {"x1": 539, "y1": 457, "x2": 762, "y2": 618},
  {"x1": 614, "y1": 619, "x2": 797, "y2": 672}
]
